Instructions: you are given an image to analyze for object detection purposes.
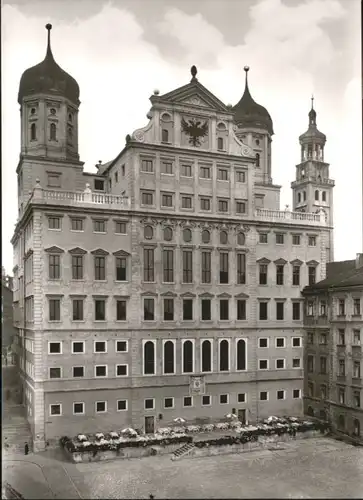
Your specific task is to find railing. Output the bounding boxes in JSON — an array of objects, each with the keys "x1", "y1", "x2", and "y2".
[
  {"x1": 291, "y1": 177, "x2": 335, "y2": 187},
  {"x1": 255, "y1": 208, "x2": 325, "y2": 225}
]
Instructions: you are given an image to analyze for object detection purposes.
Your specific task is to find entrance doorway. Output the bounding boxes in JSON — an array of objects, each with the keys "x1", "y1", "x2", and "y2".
[
  {"x1": 145, "y1": 416, "x2": 155, "y2": 434},
  {"x1": 238, "y1": 409, "x2": 246, "y2": 425}
]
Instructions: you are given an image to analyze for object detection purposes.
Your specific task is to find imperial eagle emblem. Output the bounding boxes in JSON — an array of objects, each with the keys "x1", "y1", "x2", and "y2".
[{"x1": 181, "y1": 117, "x2": 209, "y2": 147}]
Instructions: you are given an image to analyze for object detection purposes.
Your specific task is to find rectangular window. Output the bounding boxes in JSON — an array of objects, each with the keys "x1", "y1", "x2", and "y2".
[
  {"x1": 308, "y1": 236, "x2": 317, "y2": 246},
  {"x1": 219, "y1": 253, "x2": 229, "y2": 284},
  {"x1": 94, "y1": 179, "x2": 104, "y2": 191},
  {"x1": 181, "y1": 196, "x2": 192, "y2": 209},
  {"x1": 353, "y1": 391, "x2": 361, "y2": 408},
  {"x1": 292, "y1": 234, "x2": 301, "y2": 245},
  {"x1": 144, "y1": 249, "x2": 155, "y2": 282},
  {"x1": 338, "y1": 329, "x2": 345, "y2": 345},
  {"x1": 141, "y1": 159, "x2": 153, "y2": 172},
  {"x1": 93, "y1": 220, "x2": 106, "y2": 233},
  {"x1": 308, "y1": 382, "x2": 314, "y2": 397},
  {"x1": 292, "y1": 358, "x2": 301, "y2": 368},
  {"x1": 94, "y1": 256, "x2": 106, "y2": 280},
  {"x1": 353, "y1": 298, "x2": 361, "y2": 315},
  {"x1": 183, "y1": 396, "x2": 193, "y2": 407},
  {"x1": 339, "y1": 359, "x2": 345, "y2": 376},
  {"x1": 276, "y1": 233, "x2": 284, "y2": 244},
  {"x1": 49, "y1": 367, "x2": 61, "y2": 379},
  {"x1": 95, "y1": 365, "x2": 107, "y2": 377},
  {"x1": 162, "y1": 193, "x2": 173, "y2": 207},
  {"x1": 72, "y1": 299, "x2": 84, "y2": 321},
  {"x1": 71, "y1": 218, "x2": 83, "y2": 231},
  {"x1": 276, "y1": 302, "x2": 284, "y2": 320},
  {"x1": 116, "y1": 257, "x2": 127, "y2": 281},
  {"x1": 201, "y1": 252, "x2": 211, "y2": 283},
  {"x1": 277, "y1": 390, "x2": 285, "y2": 400},
  {"x1": 259, "y1": 302, "x2": 268, "y2": 320},
  {"x1": 307, "y1": 355, "x2": 314, "y2": 373},
  {"x1": 292, "y1": 302, "x2": 301, "y2": 320},
  {"x1": 259, "y1": 359, "x2": 268, "y2": 370},
  {"x1": 49, "y1": 255, "x2": 60, "y2": 280},
  {"x1": 320, "y1": 300, "x2": 327, "y2": 316},
  {"x1": 238, "y1": 393, "x2": 246, "y2": 403},
  {"x1": 48, "y1": 174, "x2": 61, "y2": 188},
  {"x1": 72, "y1": 341, "x2": 84, "y2": 354},
  {"x1": 237, "y1": 254, "x2": 246, "y2": 284},
  {"x1": 161, "y1": 161, "x2": 173, "y2": 174},
  {"x1": 200, "y1": 198, "x2": 211, "y2": 211},
  {"x1": 49, "y1": 299, "x2": 60, "y2": 321},
  {"x1": 276, "y1": 337, "x2": 285, "y2": 348},
  {"x1": 217, "y1": 168, "x2": 228, "y2": 181},
  {"x1": 141, "y1": 191, "x2": 154, "y2": 205},
  {"x1": 259, "y1": 391, "x2": 268, "y2": 401},
  {"x1": 353, "y1": 329, "x2": 361, "y2": 345},
  {"x1": 182, "y1": 250, "x2": 193, "y2": 283},
  {"x1": 236, "y1": 201, "x2": 246, "y2": 214},
  {"x1": 320, "y1": 356, "x2": 327, "y2": 374},
  {"x1": 94, "y1": 341, "x2": 106, "y2": 353},
  {"x1": 293, "y1": 389, "x2": 301, "y2": 399},
  {"x1": 218, "y1": 199, "x2": 228, "y2": 212},
  {"x1": 220, "y1": 394, "x2": 229, "y2": 404},
  {"x1": 163, "y1": 249, "x2": 174, "y2": 283},
  {"x1": 237, "y1": 299, "x2": 246, "y2": 320},
  {"x1": 48, "y1": 341, "x2": 61, "y2": 354},
  {"x1": 259, "y1": 233, "x2": 268, "y2": 244},
  {"x1": 292, "y1": 265, "x2": 300, "y2": 286},
  {"x1": 259, "y1": 338, "x2": 268, "y2": 348},
  {"x1": 320, "y1": 333, "x2": 327, "y2": 345},
  {"x1": 236, "y1": 171, "x2": 246, "y2": 183},
  {"x1": 292, "y1": 337, "x2": 302, "y2": 347},
  {"x1": 164, "y1": 397, "x2": 174, "y2": 409},
  {"x1": 338, "y1": 299, "x2": 345, "y2": 316},
  {"x1": 320, "y1": 385, "x2": 327, "y2": 400},
  {"x1": 201, "y1": 299, "x2": 211, "y2": 321},
  {"x1": 200, "y1": 166, "x2": 211, "y2": 178},
  {"x1": 202, "y1": 395, "x2": 211, "y2": 406},
  {"x1": 116, "y1": 300, "x2": 127, "y2": 321},
  {"x1": 95, "y1": 401, "x2": 107, "y2": 413},
  {"x1": 73, "y1": 366, "x2": 84, "y2": 377},
  {"x1": 48, "y1": 217, "x2": 61, "y2": 230},
  {"x1": 50, "y1": 404, "x2": 62, "y2": 416},
  {"x1": 116, "y1": 340, "x2": 128, "y2": 352},
  {"x1": 117, "y1": 399, "x2": 128, "y2": 411},
  {"x1": 115, "y1": 221, "x2": 126, "y2": 234},
  {"x1": 276, "y1": 265, "x2": 284, "y2": 285},
  {"x1": 144, "y1": 298, "x2": 155, "y2": 321},
  {"x1": 338, "y1": 388, "x2": 345, "y2": 405},
  {"x1": 95, "y1": 299, "x2": 106, "y2": 321},
  {"x1": 307, "y1": 301, "x2": 314, "y2": 316},
  {"x1": 72, "y1": 255, "x2": 83, "y2": 280},
  {"x1": 259, "y1": 264, "x2": 268, "y2": 285},
  {"x1": 353, "y1": 361, "x2": 361, "y2": 378},
  {"x1": 73, "y1": 402, "x2": 85, "y2": 415},
  {"x1": 308, "y1": 266, "x2": 316, "y2": 286},
  {"x1": 181, "y1": 164, "x2": 192, "y2": 177},
  {"x1": 220, "y1": 300, "x2": 229, "y2": 320},
  {"x1": 183, "y1": 299, "x2": 193, "y2": 321},
  {"x1": 163, "y1": 298, "x2": 174, "y2": 321},
  {"x1": 161, "y1": 129, "x2": 169, "y2": 142},
  {"x1": 116, "y1": 364, "x2": 128, "y2": 377},
  {"x1": 144, "y1": 398, "x2": 155, "y2": 410}
]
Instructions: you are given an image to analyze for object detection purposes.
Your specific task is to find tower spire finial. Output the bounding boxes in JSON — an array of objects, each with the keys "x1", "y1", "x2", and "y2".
[
  {"x1": 311, "y1": 94, "x2": 314, "y2": 109},
  {"x1": 244, "y1": 66, "x2": 250, "y2": 87},
  {"x1": 45, "y1": 23, "x2": 53, "y2": 57},
  {"x1": 190, "y1": 65, "x2": 197, "y2": 81}
]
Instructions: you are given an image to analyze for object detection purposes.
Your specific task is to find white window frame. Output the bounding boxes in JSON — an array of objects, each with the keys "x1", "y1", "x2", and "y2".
[
  {"x1": 276, "y1": 358, "x2": 286, "y2": 370},
  {"x1": 94, "y1": 365, "x2": 108, "y2": 378},
  {"x1": 200, "y1": 338, "x2": 213, "y2": 373},
  {"x1": 201, "y1": 394, "x2": 211, "y2": 407},
  {"x1": 49, "y1": 403, "x2": 62, "y2": 416},
  {"x1": 275, "y1": 337, "x2": 286, "y2": 348},
  {"x1": 95, "y1": 401, "x2": 107, "y2": 414},
  {"x1": 258, "y1": 359, "x2": 269, "y2": 370},
  {"x1": 73, "y1": 402, "x2": 85, "y2": 415},
  {"x1": 115, "y1": 339, "x2": 129, "y2": 353},
  {"x1": 48, "y1": 341, "x2": 62, "y2": 355},
  {"x1": 259, "y1": 391, "x2": 269, "y2": 401},
  {"x1": 142, "y1": 339, "x2": 157, "y2": 376},
  {"x1": 48, "y1": 216, "x2": 62, "y2": 231},
  {"x1": 144, "y1": 398, "x2": 155, "y2": 410},
  {"x1": 163, "y1": 397, "x2": 175, "y2": 409},
  {"x1": 258, "y1": 337, "x2": 269, "y2": 348},
  {"x1": 183, "y1": 396, "x2": 193, "y2": 408},
  {"x1": 94, "y1": 340, "x2": 107, "y2": 354},
  {"x1": 293, "y1": 389, "x2": 301, "y2": 399},
  {"x1": 116, "y1": 364, "x2": 129, "y2": 377},
  {"x1": 276, "y1": 390, "x2": 286, "y2": 400},
  {"x1": 117, "y1": 399, "x2": 128, "y2": 412},
  {"x1": 181, "y1": 338, "x2": 195, "y2": 374},
  {"x1": 72, "y1": 340, "x2": 85, "y2": 354},
  {"x1": 48, "y1": 367, "x2": 62, "y2": 379},
  {"x1": 72, "y1": 366, "x2": 85, "y2": 378},
  {"x1": 237, "y1": 393, "x2": 247, "y2": 403},
  {"x1": 292, "y1": 337, "x2": 302, "y2": 348},
  {"x1": 162, "y1": 339, "x2": 176, "y2": 375},
  {"x1": 219, "y1": 394, "x2": 229, "y2": 405},
  {"x1": 218, "y1": 338, "x2": 231, "y2": 372},
  {"x1": 292, "y1": 358, "x2": 301, "y2": 369}
]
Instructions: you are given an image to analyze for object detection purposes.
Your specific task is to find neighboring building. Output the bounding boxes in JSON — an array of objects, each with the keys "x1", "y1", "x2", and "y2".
[
  {"x1": 302, "y1": 255, "x2": 363, "y2": 442},
  {"x1": 2, "y1": 268, "x2": 16, "y2": 363},
  {"x1": 12, "y1": 25, "x2": 334, "y2": 451}
]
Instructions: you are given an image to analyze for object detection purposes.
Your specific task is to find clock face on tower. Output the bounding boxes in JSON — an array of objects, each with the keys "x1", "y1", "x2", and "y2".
[{"x1": 181, "y1": 117, "x2": 209, "y2": 147}]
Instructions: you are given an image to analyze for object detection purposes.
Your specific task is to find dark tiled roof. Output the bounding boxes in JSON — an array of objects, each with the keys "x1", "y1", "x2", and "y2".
[{"x1": 304, "y1": 259, "x2": 363, "y2": 292}]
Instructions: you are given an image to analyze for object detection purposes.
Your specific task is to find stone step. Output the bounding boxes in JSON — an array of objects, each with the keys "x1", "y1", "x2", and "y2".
[{"x1": 171, "y1": 443, "x2": 195, "y2": 460}]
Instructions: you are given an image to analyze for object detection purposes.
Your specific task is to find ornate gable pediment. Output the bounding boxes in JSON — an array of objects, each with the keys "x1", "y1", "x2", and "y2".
[
  {"x1": 256, "y1": 257, "x2": 271, "y2": 264},
  {"x1": 199, "y1": 292, "x2": 214, "y2": 298},
  {"x1": 141, "y1": 291, "x2": 158, "y2": 297},
  {"x1": 235, "y1": 292, "x2": 249, "y2": 299},
  {"x1": 307, "y1": 260, "x2": 319, "y2": 266},
  {"x1": 44, "y1": 246, "x2": 64, "y2": 254},
  {"x1": 160, "y1": 291, "x2": 177, "y2": 297},
  {"x1": 180, "y1": 292, "x2": 196, "y2": 298},
  {"x1": 90, "y1": 248, "x2": 109, "y2": 256},
  {"x1": 69, "y1": 247, "x2": 87, "y2": 255},
  {"x1": 290, "y1": 259, "x2": 303, "y2": 266},
  {"x1": 113, "y1": 250, "x2": 131, "y2": 257},
  {"x1": 180, "y1": 94, "x2": 210, "y2": 108},
  {"x1": 218, "y1": 292, "x2": 232, "y2": 298},
  {"x1": 274, "y1": 258, "x2": 288, "y2": 266}
]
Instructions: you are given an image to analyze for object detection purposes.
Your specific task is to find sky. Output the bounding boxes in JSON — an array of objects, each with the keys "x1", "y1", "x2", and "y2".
[{"x1": 2, "y1": 0, "x2": 362, "y2": 274}]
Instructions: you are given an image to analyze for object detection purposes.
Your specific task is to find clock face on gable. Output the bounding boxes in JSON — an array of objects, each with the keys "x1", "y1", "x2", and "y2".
[{"x1": 181, "y1": 117, "x2": 209, "y2": 147}]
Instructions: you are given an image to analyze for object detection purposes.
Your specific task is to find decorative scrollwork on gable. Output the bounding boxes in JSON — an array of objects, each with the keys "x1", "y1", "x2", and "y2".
[{"x1": 140, "y1": 217, "x2": 159, "y2": 227}]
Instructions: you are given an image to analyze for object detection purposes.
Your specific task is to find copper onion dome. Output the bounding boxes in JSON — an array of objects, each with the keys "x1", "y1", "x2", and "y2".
[
  {"x1": 233, "y1": 66, "x2": 274, "y2": 135},
  {"x1": 18, "y1": 24, "x2": 80, "y2": 105}
]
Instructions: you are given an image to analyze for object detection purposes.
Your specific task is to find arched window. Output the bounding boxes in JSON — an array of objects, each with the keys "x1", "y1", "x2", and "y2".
[
  {"x1": 303, "y1": 191, "x2": 307, "y2": 201},
  {"x1": 163, "y1": 341, "x2": 174, "y2": 374},
  {"x1": 307, "y1": 406, "x2": 314, "y2": 417},
  {"x1": 183, "y1": 340, "x2": 193, "y2": 373},
  {"x1": 236, "y1": 339, "x2": 246, "y2": 371},
  {"x1": 183, "y1": 228, "x2": 192, "y2": 242},
  {"x1": 237, "y1": 232, "x2": 245, "y2": 246},
  {"x1": 164, "y1": 227, "x2": 173, "y2": 241},
  {"x1": 255, "y1": 153, "x2": 260, "y2": 167},
  {"x1": 144, "y1": 225, "x2": 153, "y2": 239},
  {"x1": 30, "y1": 123, "x2": 36, "y2": 141},
  {"x1": 353, "y1": 418, "x2": 361, "y2": 437},
  {"x1": 220, "y1": 231, "x2": 228, "y2": 245},
  {"x1": 144, "y1": 341, "x2": 155, "y2": 375},
  {"x1": 219, "y1": 339, "x2": 229, "y2": 371},
  {"x1": 338, "y1": 414, "x2": 345, "y2": 431},
  {"x1": 50, "y1": 123, "x2": 57, "y2": 141},
  {"x1": 298, "y1": 193, "x2": 301, "y2": 203},
  {"x1": 315, "y1": 190, "x2": 319, "y2": 201},
  {"x1": 307, "y1": 145, "x2": 312, "y2": 158},
  {"x1": 201, "y1": 340, "x2": 212, "y2": 372},
  {"x1": 322, "y1": 191, "x2": 326, "y2": 202},
  {"x1": 161, "y1": 129, "x2": 169, "y2": 143},
  {"x1": 68, "y1": 127, "x2": 73, "y2": 140},
  {"x1": 202, "y1": 230, "x2": 210, "y2": 244},
  {"x1": 217, "y1": 137, "x2": 224, "y2": 150},
  {"x1": 68, "y1": 113, "x2": 72, "y2": 122}
]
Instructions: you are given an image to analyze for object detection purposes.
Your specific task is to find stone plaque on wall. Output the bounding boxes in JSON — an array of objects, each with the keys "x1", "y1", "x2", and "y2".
[{"x1": 189, "y1": 376, "x2": 206, "y2": 396}]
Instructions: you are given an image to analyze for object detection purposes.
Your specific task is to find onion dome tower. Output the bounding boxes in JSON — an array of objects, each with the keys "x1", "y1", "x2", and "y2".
[
  {"x1": 298, "y1": 96, "x2": 326, "y2": 162},
  {"x1": 233, "y1": 67, "x2": 274, "y2": 184},
  {"x1": 18, "y1": 24, "x2": 80, "y2": 161}
]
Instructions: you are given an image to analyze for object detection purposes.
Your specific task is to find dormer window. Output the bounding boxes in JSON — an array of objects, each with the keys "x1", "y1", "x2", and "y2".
[
  {"x1": 50, "y1": 123, "x2": 57, "y2": 141},
  {"x1": 255, "y1": 153, "x2": 260, "y2": 167},
  {"x1": 161, "y1": 129, "x2": 169, "y2": 143},
  {"x1": 217, "y1": 137, "x2": 224, "y2": 151},
  {"x1": 30, "y1": 123, "x2": 37, "y2": 141}
]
